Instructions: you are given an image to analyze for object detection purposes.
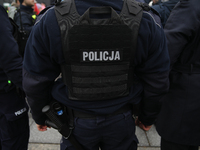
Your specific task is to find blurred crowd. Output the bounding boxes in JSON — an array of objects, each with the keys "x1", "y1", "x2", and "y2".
[{"x1": 4, "y1": 0, "x2": 46, "y2": 17}]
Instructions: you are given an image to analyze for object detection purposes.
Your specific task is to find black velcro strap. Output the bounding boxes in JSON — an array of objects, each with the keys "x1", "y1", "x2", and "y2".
[
  {"x1": 71, "y1": 64, "x2": 129, "y2": 73},
  {"x1": 73, "y1": 84, "x2": 127, "y2": 94},
  {"x1": 73, "y1": 105, "x2": 131, "y2": 119},
  {"x1": 72, "y1": 74, "x2": 128, "y2": 84}
]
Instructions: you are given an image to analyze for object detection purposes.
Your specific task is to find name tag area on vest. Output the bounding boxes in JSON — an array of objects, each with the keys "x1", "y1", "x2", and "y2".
[
  {"x1": 80, "y1": 49, "x2": 123, "y2": 62},
  {"x1": 68, "y1": 25, "x2": 132, "y2": 65},
  {"x1": 62, "y1": 24, "x2": 133, "y2": 100}
]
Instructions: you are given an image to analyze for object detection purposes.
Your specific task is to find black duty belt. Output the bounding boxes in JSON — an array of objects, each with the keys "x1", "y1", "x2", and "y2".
[
  {"x1": 73, "y1": 105, "x2": 131, "y2": 119},
  {"x1": 173, "y1": 63, "x2": 200, "y2": 73}
]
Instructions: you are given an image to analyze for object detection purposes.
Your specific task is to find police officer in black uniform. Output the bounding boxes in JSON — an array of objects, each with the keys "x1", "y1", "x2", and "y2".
[
  {"x1": 156, "y1": 0, "x2": 200, "y2": 150},
  {"x1": 23, "y1": 0, "x2": 170, "y2": 149},
  {"x1": 14, "y1": 0, "x2": 35, "y2": 35},
  {"x1": 0, "y1": 5, "x2": 29, "y2": 150},
  {"x1": 13, "y1": 0, "x2": 36, "y2": 57}
]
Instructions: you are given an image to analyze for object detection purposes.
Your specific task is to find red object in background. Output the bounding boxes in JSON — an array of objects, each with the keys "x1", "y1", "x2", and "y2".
[{"x1": 34, "y1": 3, "x2": 40, "y2": 15}]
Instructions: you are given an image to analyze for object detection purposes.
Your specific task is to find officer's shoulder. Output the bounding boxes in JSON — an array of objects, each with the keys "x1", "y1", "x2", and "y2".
[
  {"x1": 35, "y1": 5, "x2": 55, "y2": 25},
  {"x1": 0, "y1": 5, "x2": 8, "y2": 15},
  {"x1": 138, "y1": 2, "x2": 162, "y2": 28},
  {"x1": 14, "y1": 9, "x2": 28, "y2": 19}
]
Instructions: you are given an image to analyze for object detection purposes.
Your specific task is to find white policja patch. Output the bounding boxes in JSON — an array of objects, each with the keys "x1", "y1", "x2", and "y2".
[
  {"x1": 81, "y1": 50, "x2": 122, "y2": 62},
  {"x1": 15, "y1": 107, "x2": 27, "y2": 116}
]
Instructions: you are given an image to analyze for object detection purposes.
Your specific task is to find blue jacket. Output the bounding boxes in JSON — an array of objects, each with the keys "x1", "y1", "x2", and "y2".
[
  {"x1": 23, "y1": 0, "x2": 170, "y2": 125},
  {"x1": 151, "y1": 0, "x2": 179, "y2": 27},
  {"x1": 144, "y1": 0, "x2": 152, "y2": 3}
]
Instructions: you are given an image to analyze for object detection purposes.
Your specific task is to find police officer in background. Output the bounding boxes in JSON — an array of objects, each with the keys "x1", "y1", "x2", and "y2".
[
  {"x1": 23, "y1": 0, "x2": 170, "y2": 149},
  {"x1": 144, "y1": 0, "x2": 179, "y2": 27},
  {"x1": 150, "y1": 0, "x2": 179, "y2": 27},
  {"x1": 156, "y1": 0, "x2": 200, "y2": 150},
  {"x1": 0, "y1": 5, "x2": 29, "y2": 150},
  {"x1": 13, "y1": 0, "x2": 36, "y2": 57},
  {"x1": 14, "y1": 0, "x2": 35, "y2": 35}
]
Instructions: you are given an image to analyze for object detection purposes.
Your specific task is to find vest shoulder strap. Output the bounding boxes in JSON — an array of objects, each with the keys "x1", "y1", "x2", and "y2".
[
  {"x1": 122, "y1": 0, "x2": 143, "y2": 67},
  {"x1": 127, "y1": 0, "x2": 143, "y2": 15},
  {"x1": 54, "y1": 0, "x2": 72, "y2": 16}
]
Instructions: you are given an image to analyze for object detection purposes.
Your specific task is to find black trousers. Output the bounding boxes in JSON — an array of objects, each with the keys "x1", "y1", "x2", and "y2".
[
  {"x1": 161, "y1": 138, "x2": 199, "y2": 150},
  {"x1": 61, "y1": 111, "x2": 138, "y2": 150}
]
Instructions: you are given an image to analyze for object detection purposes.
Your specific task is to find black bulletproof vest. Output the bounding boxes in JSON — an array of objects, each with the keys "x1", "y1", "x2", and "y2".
[{"x1": 55, "y1": 0, "x2": 143, "y2": 101}]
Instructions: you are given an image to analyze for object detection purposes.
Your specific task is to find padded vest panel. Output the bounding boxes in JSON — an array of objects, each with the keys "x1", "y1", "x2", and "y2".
[{"x1": 55, "y1": 0, "x2": 143, "y2": 100}]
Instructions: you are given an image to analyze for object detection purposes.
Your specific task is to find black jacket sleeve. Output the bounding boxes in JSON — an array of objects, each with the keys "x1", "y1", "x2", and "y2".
[{"x1": 0, "y1": 5, "x2": 23, "y2": 90}]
